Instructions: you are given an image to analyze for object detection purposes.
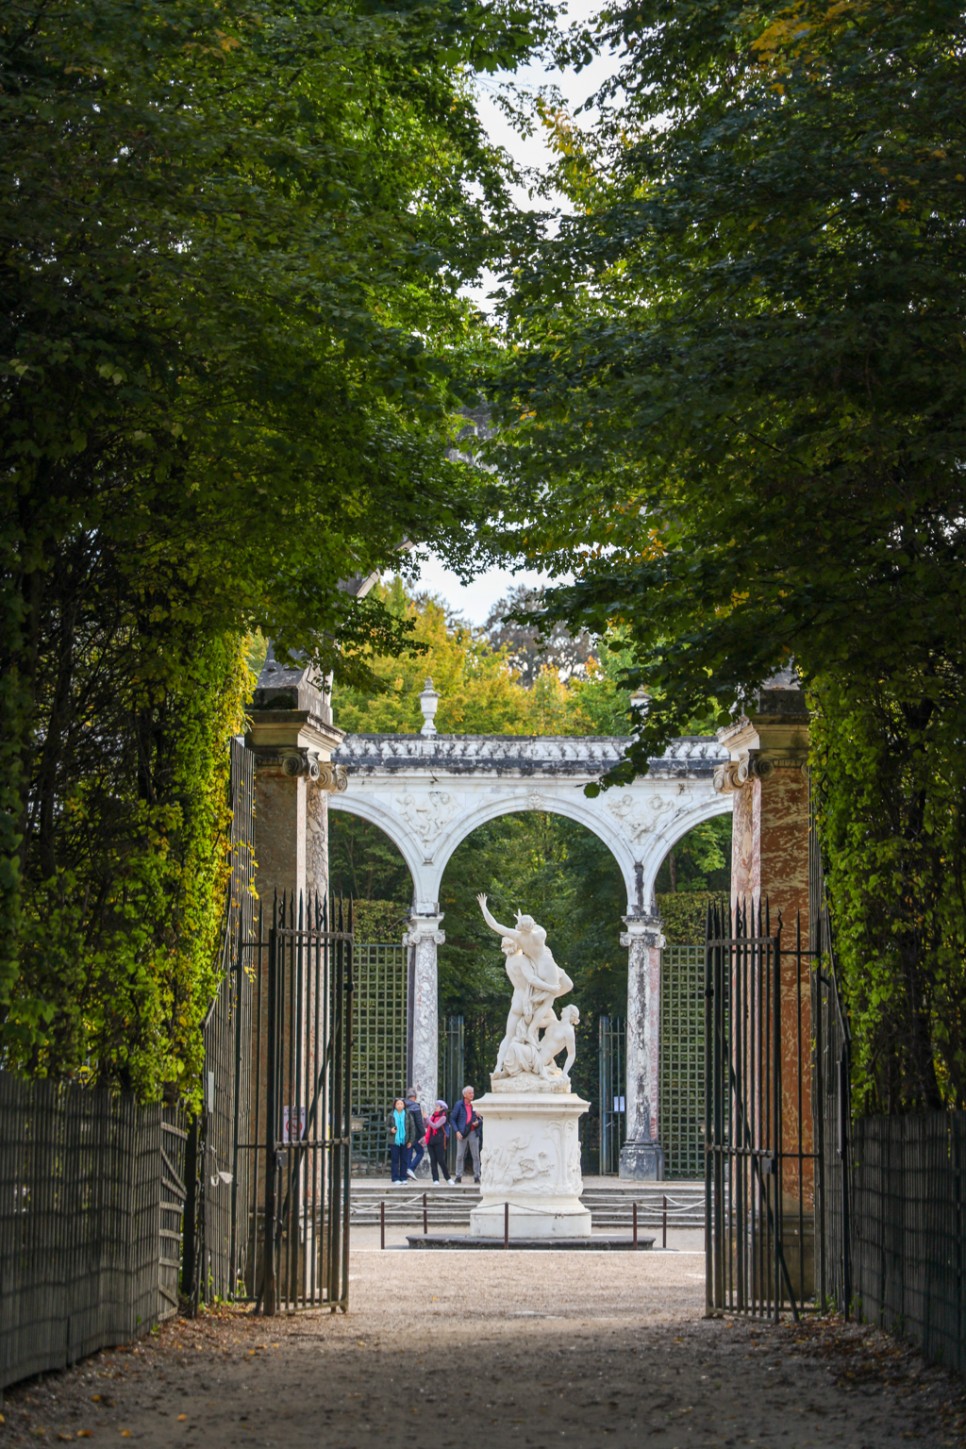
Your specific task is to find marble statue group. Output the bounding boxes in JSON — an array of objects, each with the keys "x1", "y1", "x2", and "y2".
[
  {"x1": 470, "y1": 895, "x2": 592, "y2": 1238},
  {"x1": 477, "y1": 894, "x2": 579, "y2": 1087}
]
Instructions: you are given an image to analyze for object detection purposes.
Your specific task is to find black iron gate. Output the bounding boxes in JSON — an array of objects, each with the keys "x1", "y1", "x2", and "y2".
[
  {"x1": 705, "y1": 902, "x2": 821, "y2": 1319},
  {"x1": 239, "y1": 892, "x2": 353, "y2": 1314},
  {"x1": 598, "y1": 1016, "x2": 625, "y2": 1176}
]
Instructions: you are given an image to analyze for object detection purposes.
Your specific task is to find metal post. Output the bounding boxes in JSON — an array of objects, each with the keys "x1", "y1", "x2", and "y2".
[
  {"x1": 423, "y1": 1192, "x2": 428, "y2": 1236},
  {"x1": 380, "y1": 1199, "x2": 386, "y2": 1251},
  {"x1": 264, "y1": 918, "x2": 280, "y2": 1316},
  {"x1": 632, "y1": 1200, "x2": 638, "y2": 1249},
  {"x1": 504, "y1": 1201, "x2": 509, "y2": 1249},
  {"x1": 663, "y1": 1194, "x2": 667, "y2": 1250}
]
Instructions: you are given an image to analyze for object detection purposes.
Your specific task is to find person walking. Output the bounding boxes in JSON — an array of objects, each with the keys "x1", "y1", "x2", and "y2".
[
  {"x1": 404, "y1": 1087, "x2": 426, "y2": 1181},
  {"x1": 424, "y1": 1100, "x2": 453, "y2": 1185},
  {"x1": 451, "y1": 1085, "x2": 482, "y2": 1184},
  {"x1": 386, "y1": 1097, "x2": 414, "y2": 1185}
]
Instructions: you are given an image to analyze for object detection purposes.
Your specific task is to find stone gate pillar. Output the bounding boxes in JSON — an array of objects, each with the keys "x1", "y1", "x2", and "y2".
[
  {"x1": 245, "y1": 652, "x2": 347, "y2": 906},
  {"x1": 619, "y1": 912, "x2": 666, "y2": 1180},
  {"x1": 405, "y1": 913, "x2": 444, "y2": 1112},
  {"x1": 714, "y1": 675, "x2": 814, "y2": 1259},
  {"x1": 714, "y1": 675, "x2": 811, "y2": 931}
]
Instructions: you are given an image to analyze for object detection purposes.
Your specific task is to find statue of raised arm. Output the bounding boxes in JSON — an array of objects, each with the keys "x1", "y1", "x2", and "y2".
[{"x1": 476, "y1": 894, "x2": 573, "y2": 999}]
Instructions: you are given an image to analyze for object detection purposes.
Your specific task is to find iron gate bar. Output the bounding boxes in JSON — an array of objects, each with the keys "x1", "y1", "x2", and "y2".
[
  {"x1": 270, "y1": 905, "x2": 354, "y2": 1311},
  {"x1": 242, "y1": 891, "x2": 352, "y2": 1316},
  {"x1": 706, "y1": 901, "x2": 816, "y2": 1321}
]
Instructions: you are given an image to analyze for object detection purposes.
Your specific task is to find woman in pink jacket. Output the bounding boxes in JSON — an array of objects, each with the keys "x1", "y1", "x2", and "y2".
[{"x1": 423, "y1": 1100, "x2": 454, "y2": 1185}]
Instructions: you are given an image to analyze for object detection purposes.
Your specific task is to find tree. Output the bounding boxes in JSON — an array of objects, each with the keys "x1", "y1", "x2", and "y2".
[
  {"x1": 483, "y1": 583, "x2": 596, "y2": 685},
  {"x1": 0, "y1": 0, "x2": 553, "y2": 1097},
  {"x1": 332, "y1": 577, "x2": 637, "y2": 735},
  {"x1": 488, "y1": 0, "x2": 966, "y2": 1109}
]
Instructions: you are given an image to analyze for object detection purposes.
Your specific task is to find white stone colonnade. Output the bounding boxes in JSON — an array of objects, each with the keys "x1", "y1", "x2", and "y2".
[{"x1": 330, "y1": 726, "x2": 731, "y2": 1178}]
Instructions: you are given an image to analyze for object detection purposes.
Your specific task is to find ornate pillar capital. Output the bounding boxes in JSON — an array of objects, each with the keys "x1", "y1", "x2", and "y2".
[
  {"x1": 621, "y1": 913, "x2": 665, "y2": 951},
  {"x1": 316, "y1": 762, "x2": 348, "y2": 794},
  {"x1": 404, "y1": 913, "x2": 445, "y2": 948}
]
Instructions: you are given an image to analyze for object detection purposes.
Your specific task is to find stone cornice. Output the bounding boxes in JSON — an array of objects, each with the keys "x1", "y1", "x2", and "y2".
[
  {"x1": 246, "y1": 709, "x2": 345, "y2": 757},
  {"x1": 332, "y1": 734, "x2": 725, "y2": 779}
]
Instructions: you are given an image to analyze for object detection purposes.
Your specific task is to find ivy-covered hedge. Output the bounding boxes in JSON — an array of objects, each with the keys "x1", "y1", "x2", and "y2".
[
  {"x1": 812, "y1": 673, "x2": 966, "y2": 1113},
  {"x1": 1, "y1": 631, "x2": 250, "y2": 1110},
  {"x1": 656, "y1": 891, "x2": 725, "y2": 946},
  {"x1": 344, "y1": 899, "x2": 411, "y2": 946}
]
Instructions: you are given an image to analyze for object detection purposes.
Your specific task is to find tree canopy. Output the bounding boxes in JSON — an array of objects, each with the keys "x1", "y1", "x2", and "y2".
[
  {"x1": 485, "y1": 0, "x2": 966, "y2": 1109},
  {"x1": 332, "y1": 576, "x2": 638, "y2": 735},
  {"x1": 0, "y1": 0, "x2": 552, "y2": 1098}
]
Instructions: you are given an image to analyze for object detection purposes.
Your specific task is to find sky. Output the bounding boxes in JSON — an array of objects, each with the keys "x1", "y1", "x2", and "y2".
[{"x1": 409, "y1": 1, "x2": 613, "y2": 626}]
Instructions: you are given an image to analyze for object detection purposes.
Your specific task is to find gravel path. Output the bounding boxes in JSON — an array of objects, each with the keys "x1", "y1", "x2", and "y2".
[{"x1": 2, "y1": 1239, "x2": 963, "y2": 1448}]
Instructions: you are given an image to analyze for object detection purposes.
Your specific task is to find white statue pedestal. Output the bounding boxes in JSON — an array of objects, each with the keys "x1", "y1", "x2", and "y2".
[{"x1": 471, "y1": 1084, "x2": 592, "y2": 1239}]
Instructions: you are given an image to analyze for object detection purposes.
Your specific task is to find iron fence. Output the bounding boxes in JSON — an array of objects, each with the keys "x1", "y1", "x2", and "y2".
[
  {"x1": 233, "y1": 892, "x2": 353, "y2": 1314},
  {"x1": 849, "y1": 1113, "x2": 966, "y2": 1374},
  {"x1": 812, "y1": 904, "x2": 852, "y2": 1315},
  {"x1": 801, "y1": 893, "x2": 965, "y2": 1373},
  {"x1": 0, "y1": 1076, "x2": 185, "y2": 1392}
]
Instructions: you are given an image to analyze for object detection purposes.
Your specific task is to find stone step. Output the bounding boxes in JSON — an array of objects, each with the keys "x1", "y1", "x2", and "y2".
[{"x1": 349, "y1": 1179, "x2": 705, "y2": 1229}]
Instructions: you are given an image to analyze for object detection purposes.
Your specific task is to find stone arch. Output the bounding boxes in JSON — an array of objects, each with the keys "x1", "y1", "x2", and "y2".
[
  {"x1": 327, "y1": 794, "x2": 423, "y2": 905},
  {"x1": 329, "y1": 731, "x2": 731, "y2": 1176}
]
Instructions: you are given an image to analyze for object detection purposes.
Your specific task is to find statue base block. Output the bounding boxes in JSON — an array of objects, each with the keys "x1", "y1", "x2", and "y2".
[
  {"x1": 619, "y1": 1140, "x2": 666, "y2": 1181},
  {"x1": 471, "y1": 1088, "x2": 591, "y2": 1239}
]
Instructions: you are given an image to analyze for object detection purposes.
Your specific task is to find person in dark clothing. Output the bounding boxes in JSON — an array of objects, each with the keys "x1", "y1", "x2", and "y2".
[
  {"x1": 405, "y1": 1087, "x2": 426, "y2": 1180},
  {"x1": 424, "y1": 1100, "x2": 454, "y2": 1185},
  {"x1": 450, "y1": 1085, "x2": 482, "y2": 1183},
  {"x1": 386, "y1": 1097, "x2": 415, "y2": 1184}
]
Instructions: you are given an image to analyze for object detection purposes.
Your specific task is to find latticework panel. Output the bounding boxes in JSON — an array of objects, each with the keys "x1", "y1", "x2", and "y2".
[
  {"x1": 659, "y1": 944, "x2": 705, "y2": 1179},
  {"x1": 351, "y1": 942, "x2": 409, "y2": 1173}
]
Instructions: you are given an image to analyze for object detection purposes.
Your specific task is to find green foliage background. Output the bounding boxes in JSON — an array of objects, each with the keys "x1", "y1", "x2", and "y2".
[
  {"x1": 484, "y1": 0, "x2": 966, "y2": 1110},
  {"x1": 0, "y1": 0, "x2": 550, "y2": 1100}
]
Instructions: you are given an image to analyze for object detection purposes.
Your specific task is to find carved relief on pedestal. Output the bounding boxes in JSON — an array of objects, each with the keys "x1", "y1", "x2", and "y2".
[
  {"x1": 480, "y1": 1121, "x2": 580, "y2": 1197},
  {"x1": 482, "y1": 1135, "x2": 554, "y2": 1193}
]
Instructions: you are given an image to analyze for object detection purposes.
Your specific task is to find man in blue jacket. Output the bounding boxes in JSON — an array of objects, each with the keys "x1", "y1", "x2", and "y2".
[{"x1": 451, "y1": 1085, "x2": 482, "y2": 1183}]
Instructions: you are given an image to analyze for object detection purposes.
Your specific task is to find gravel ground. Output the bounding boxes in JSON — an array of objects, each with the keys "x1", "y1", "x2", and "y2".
[{"x1": 2, "y1": 1238, "x2": 963, "y2": 1449}]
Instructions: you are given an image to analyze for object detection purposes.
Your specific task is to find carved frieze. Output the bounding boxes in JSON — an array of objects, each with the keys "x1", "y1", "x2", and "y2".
[
  {"x1": 397, "y1": 788, "x2": 454, "y2": 846},
  {"x1": 334, "y1": 733, "x2": 726, "y2": 778}
]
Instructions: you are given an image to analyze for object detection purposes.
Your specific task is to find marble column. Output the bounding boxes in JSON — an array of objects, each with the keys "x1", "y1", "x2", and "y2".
[
  {"x1": 619, "y1": 912, "x2": 666, "y2": 1180},
  {"x1": 404, "y1": 913, "x2": 444, "y2": 1112}
]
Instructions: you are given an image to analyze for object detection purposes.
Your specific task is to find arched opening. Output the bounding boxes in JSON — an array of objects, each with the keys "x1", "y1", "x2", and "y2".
[
  {"x1": 435, "y1": 809, "x2": 627, "y2": 1174},
  {"x1": 329, "y1": 812, "x2": 413, "y2": 1176}
]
